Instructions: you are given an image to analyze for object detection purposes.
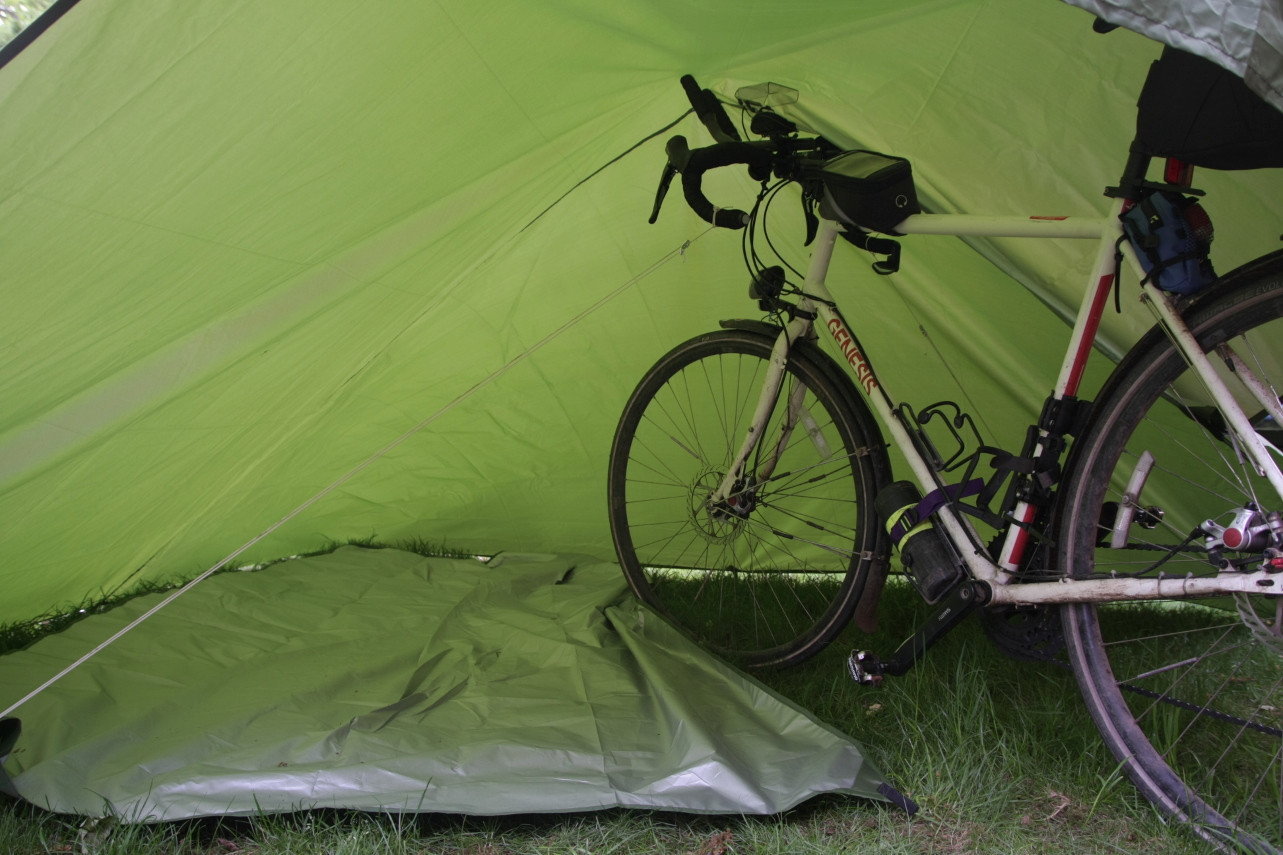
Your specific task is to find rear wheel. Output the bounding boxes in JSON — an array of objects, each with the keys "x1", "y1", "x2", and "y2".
[
  {"x1": 1059, "y1": 255, "x2": 1283, "y2": 852},
  {"x1": 608, "y1": 329, "x2": 885, "y2": 668}
]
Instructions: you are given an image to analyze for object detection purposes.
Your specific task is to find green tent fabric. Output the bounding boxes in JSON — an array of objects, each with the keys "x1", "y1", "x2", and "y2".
[
  {"x1": 3, "y1": 0, "x2": 1282, "y2": 626},
  {"x1": 3, "y1": 0, "x2": 1283, "y2": 827},
  {"x1": 0, "y1": 548, "x2": 894, "y2": 818}
]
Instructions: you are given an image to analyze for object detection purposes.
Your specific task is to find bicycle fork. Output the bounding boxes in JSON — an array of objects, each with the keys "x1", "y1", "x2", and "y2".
[
  {"x1": 707, "y1": 229, "x2": 844, "y2": 529},
  {"x1": 708, "y1": 313, "x2": 817, "y2": 522}
]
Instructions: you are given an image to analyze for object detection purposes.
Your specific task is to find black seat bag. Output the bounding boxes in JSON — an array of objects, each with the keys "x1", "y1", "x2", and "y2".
[{"x1": 1136, "y1": 46, "x2": 1283, "y2": 170}]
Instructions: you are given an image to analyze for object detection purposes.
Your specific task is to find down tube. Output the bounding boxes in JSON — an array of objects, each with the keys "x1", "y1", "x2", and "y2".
[{"x1": 811, "y1": 297, "x2": 998, "y2": 581}]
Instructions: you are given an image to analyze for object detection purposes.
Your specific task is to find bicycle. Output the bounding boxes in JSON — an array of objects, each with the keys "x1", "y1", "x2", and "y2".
[{"x1": 607, "y1": 57, "x2": 1283, "y2": 853}]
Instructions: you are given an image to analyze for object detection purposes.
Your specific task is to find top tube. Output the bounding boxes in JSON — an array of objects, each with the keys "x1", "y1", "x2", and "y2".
[{"x1": 893, "y1": 213, "x2": 1110, "y2": 240}]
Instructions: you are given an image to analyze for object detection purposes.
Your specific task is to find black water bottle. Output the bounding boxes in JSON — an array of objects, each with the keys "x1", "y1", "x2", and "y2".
[{"x1": 874, "y1": 481, "x2": 964, "y2": 604}]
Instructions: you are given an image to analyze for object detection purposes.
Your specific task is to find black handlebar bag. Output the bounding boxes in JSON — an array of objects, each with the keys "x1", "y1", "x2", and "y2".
[
  {"x1": 1136, "y1": 46, "x2": 1283, "y2": 170},
  {"x1": 816, "y1": 151, "x2": 921, "y2": 235}
]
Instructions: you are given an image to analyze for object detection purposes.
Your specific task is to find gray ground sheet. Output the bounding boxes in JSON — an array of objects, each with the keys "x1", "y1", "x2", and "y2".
[{"x1": 0, "y1": 548, "x2": 893, "y2": 820}]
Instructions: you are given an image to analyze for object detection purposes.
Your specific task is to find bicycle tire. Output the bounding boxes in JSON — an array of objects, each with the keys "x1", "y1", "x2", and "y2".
[
  {"x1": 608, "y1": 327, "x2": 887, "y2": 668},
  {"x1": 1058, "y1": 251, "x2": 1283, "y2": 853}
]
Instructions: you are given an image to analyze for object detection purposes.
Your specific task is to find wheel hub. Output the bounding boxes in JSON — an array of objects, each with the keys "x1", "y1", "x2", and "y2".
[{"x1": 689, "y1": 469, "x2": 758, "y2": 541}]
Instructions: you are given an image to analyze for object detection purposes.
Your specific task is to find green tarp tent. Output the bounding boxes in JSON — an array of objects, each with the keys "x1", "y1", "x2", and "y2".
[
  {"x1": 1, "y1": 0, "x2": 1280, "y2": 624},
  {"x1": 1, "y1": 0, "x2": 1282, "y2": 820}
]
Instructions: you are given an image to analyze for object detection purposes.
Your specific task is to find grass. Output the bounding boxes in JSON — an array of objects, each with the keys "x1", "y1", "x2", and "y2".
[
  {"x1": 0, "y1": 799, "x2": 1196, "y2": 855},
  {"x1": 0, "y1": 556, "x2": 1220, "y2": 854}
]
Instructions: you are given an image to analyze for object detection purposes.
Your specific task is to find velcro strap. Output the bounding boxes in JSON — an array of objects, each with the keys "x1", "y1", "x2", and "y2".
[{"x1": 888, "y1": 479, "x2": 985, "y2": 544}]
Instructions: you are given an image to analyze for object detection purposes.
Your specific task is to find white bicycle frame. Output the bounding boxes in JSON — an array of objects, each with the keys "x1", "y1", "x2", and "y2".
[{"x1": 712, "y1": 205, "x2": 1283, "y2": 607}]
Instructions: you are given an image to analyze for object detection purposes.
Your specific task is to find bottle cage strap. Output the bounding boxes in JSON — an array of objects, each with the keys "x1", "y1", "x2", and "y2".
[{"x1": 888, "y1": 478, "x2": 985, "y2": 544}]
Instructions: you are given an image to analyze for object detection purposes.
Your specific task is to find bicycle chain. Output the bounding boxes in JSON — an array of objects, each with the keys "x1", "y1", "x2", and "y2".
[
  {"x1": 1012, "y1": 618, "x2": 1283, "y2": 739},
  {"x1": 1115, "y1": 675, "x2": 1283, "y2": 739}
]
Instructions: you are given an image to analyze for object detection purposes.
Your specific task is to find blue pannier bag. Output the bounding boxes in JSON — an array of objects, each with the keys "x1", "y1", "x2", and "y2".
[{"x1": 1120, "y1": 190, "x2": 1216, "y2": 296}]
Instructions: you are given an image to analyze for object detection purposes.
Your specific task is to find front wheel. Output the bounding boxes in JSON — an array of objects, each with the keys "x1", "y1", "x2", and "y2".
[
  {"x1": 607, "y1": 328, "x2": 887, "y2": 668},
  {"x1": 1058, "y1": 253, "x2": 1283, "y2": 853}
]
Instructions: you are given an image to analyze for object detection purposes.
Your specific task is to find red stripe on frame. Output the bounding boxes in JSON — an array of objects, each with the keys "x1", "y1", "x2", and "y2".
[
  {"x1": 1065, "y1": 275, "x2": 1114, "y2": 395},
  {"x1": 1002, "y1": 504, "x2": 1039, "y2": 569}
]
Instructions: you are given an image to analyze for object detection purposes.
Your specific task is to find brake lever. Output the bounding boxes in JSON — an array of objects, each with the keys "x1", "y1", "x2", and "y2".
[
  {"x1": 648, "y1": 162, "x2": 678, "y2": 224},
  {"x1": 649, "y1": 135, "x2": 695, "y2": 224}
]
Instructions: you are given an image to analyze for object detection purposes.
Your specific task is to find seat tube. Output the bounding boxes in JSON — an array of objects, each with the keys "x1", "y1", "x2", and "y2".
[{"x1": 997, "y1": 203, "x2": 1123, "y2": 577}]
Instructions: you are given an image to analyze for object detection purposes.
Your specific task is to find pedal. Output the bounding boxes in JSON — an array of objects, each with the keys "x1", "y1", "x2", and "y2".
[{"x1": 847, "y1": 650, "x2": 884, "y2": 687}]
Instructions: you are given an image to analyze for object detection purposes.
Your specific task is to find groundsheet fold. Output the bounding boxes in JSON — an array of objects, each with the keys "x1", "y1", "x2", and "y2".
[{"x1": 0, "y1": 548, "x2": 892, "y2": 820}]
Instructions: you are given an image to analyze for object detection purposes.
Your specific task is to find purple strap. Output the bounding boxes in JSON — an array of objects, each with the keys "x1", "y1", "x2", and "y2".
[{"x1": 889, "y1": 478, "x2": 985, "y2": 544}]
